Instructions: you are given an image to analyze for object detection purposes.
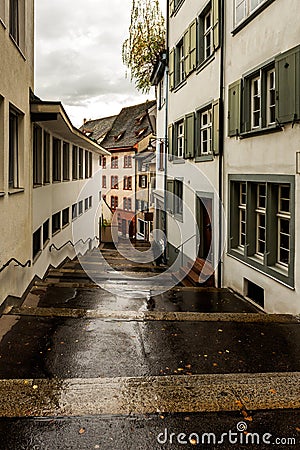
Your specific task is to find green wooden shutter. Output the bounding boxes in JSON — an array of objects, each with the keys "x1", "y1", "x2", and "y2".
[
  {"x1": 212, "y1": 0, "x2": 220, "y2": 50},
  {"x1": 228, "y1": 80, "x2": 241, "y2": 137},
  {"x1": 169, "y1": 0, "x2": 175, "y2": 16},
  {"x1": 242, "y1": 78, "x2": 251, "y2": 132},
  {"x1": 169, "y1": 48, "x2": 175, "y2": 91},
  {"x1": 189, "y1": 19, "x2": 197, "y2": 71},
  {"x1": 168, "y1": 124, "x2": 174, "y2": 159},
  {"x1": 275, "y1": 45, "x2": 300, "y2": 123},
  {"x1": 166, "y1": 179, "x2": 174, "y2": 213},
  {"x1": 184, "y1": 113, "x2": 195, "y2": 159},
  {"x1": 212, "y1": 99, "x2": 220, "y2": 155},
  {"x1": 183, "y1": 29, "x2": 190, "y2": 77}
]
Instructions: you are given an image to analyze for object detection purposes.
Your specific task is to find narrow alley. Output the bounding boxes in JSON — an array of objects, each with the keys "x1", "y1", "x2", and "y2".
[{"x1": 0, "y1": 242, "x2": 299, "y2": 449}]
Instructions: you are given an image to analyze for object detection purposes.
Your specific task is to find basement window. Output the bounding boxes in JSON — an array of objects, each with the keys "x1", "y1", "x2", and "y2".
[{"x1": 244, "y1": 278, "x2": 264, "y2": 308}]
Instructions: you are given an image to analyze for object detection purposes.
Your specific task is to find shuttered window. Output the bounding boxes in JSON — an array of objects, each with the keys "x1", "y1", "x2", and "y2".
[{"x1": 228, "y1": 80, "x2": 241, "y2": 137}]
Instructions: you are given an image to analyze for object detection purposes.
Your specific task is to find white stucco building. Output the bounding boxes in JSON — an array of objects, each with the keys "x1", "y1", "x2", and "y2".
[
  {"x1": 154, "y1": 0, "x2": 300, "y2": 313},
  {"x1": 0, "y1": 0, "x2": 108, "y2": 307}
]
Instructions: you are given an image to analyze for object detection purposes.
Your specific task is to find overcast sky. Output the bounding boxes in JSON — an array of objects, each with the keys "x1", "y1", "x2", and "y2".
[{"x1": 35, "y1": 0, "x2": 165, "y2": 128}]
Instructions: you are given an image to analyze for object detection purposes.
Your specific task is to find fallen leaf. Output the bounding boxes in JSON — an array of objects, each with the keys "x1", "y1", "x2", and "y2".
[
  {"x1": 160, "y1": 415, "x2": 165, "y2": 419},
  {"x1": 177, "y1": 368, "x2": 184, "y2": 371},
  {"x1": 32, "y1": 385, "x2": 38, "y2": 390},
  {"x1": 235, "y1": 400, "x2": 243, "y2": 408},
  {"x1": 225, "y1": 350, "x2": 230, "y2": 353},
  {"x1": 218, "y1": 329, "x2": 223, "y2": 332},
  {"x1": 295, "y1": 427, "x2": 300, "y2": 432},
  {"x1": 204, "y1": 354, "x2": 208, "y2": 358},
  {"x1": 213, "y1": 363, "x2": 218, "y2": 367},
  {"x1": 79, "y1": 428, "x2": 86, "y2": 435},
  {"x1": 185, "y1": 364, "x2": 191, "y2": 369},
  {"x1": 269, "y1": 389, "x2": 277, "y2": 394},
  {"x1": 190, "y1": 438, "x2": 197, "y2": 445}
]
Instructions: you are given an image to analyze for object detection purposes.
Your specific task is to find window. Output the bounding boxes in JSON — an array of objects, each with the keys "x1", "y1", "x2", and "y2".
[
  {"x1": 72, "y1": 203, "x2": 77, "y2": 220},
  {"x1": 138, "y1": 219, "x2": 145, "y2": 236},
  {"x1": 79, "y1": 148, "x2": 83, "y2": 179},
  {"x1": 238, "y1": 182, "x2": 247, "y2": 247},
  {"x1": 111, "y1": 156, "x2": 118, "y2": 168},
  {"x1": 33, "y1": 228, "x2": 41, "y2": 259},
  {"x1": 204, "y1": 10, "x2": 213, "y2": 60},
  {"x1": 176, "y1": 121, "x2": 184, "y2": 158},
  {"x1": 158, "y1": 78, "x2": 165, "y2": 109},
  {"x1": 72, "y1": 146, "x2": 78, "y2": 180},
  {"x1": 9, "y1": 107, "x2": 20, "y2": 188},
  {"x1": 62, "y1": 207, "x2": 69, "y2": 227},
  {"x1": 85, "y1": 150, "x2": 89, "y2": 178},
  {"x1": 43, "y1": 131, "x2": 50, "y2": 183},
  {"x1": 102, "y1": 156, "x2": 106, "y2": 169},
  {"x1": 89, "y1": 152, "x2": 92, "y2": 177},
  {"x1": 9, "y1": 0, "x2": 19, "y2": 44},
  {"x1": 174, "y1": 179, "x2": 183, "y2": 217},
  {"x1": 277, "y1": 185, "x2": 291, "y2": 267},
  {"x1": 139, "y1": 175, "x2": 147, "y2": 188},
  {"x1": 102, "y1": 175, "x2": 106, "y2": 188},
  {"x1": 198, "y1": 107, "x2": 212, "y2": 155},
  {"x1": 127, "y1": 198, "x2": 132, "y2": 211},
  {"x1": 63, "y1": 142, "x2": 70, "y2": 181},
  {"x1": 33, "y1": 125, "x2": 42, "y2": 186},
  {"x1": 123, "y1": 197, "x2": 127, "y2": 211},
  {"x1": 111, "y1": 175, "x2": 118, "y2": 189},
  {"x1": 78, "y1": 200, "x2": 83, "y2": 215},
  {"x1": 52, "y1": 138, "x2": 61, "y2": 182},
  {"x1": 124, "y1": 176, "x2": 132, "y2": 190},
  {"x1": 158, "y1": 142, "x2": 164, "y2": 171},
  {"x1": 229, "y1": 176, "x2": 295, "y2": 287},
  {"x1": 228, "y1": 62, "x2": 278, "y2": 136},
  {"x1": 43, "y1": 219, "x2": 49, "y2": 246},
  {"x1": 124, "y1": 155, "x2": 132, "y2": 168},
  {"x1": 85, "y1": 198, "x2": 89, "y2": 211},
  {"x1": 234, "y1": 0, "x2": 269, "y2": 27},
  {"x1": 175, "y1": 39, "x2": 185, "y2": 85},
  {"x1": 52, "y1": 212, "x2": 61, "y2": 235},
  {"x1": 89, "y1": 196, "x2": 92, "y2": 208},
  {"x1": 111, "y1": 196, "x2": 118, "y2": 211}
]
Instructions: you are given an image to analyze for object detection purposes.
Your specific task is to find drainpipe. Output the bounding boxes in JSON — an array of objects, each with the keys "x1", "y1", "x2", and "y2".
[
  {"x1": 163, "y1": 1, "x2": 169, "y2": 265},
  {"x1": 217, "y1": 0, "x2": 225, "y2": 288}
]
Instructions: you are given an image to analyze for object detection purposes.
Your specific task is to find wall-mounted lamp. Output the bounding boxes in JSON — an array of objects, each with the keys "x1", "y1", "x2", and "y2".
[{"x1": 147, "y1": 137, "x2": 167, "y2": 151}]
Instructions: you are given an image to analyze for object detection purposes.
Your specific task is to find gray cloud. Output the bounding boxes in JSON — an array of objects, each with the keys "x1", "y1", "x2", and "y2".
[{"x1": 35, "y1": 0, "x2": 155, "y2": 125}]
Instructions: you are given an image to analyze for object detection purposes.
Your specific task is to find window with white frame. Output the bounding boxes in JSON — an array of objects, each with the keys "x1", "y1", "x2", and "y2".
[
  {"x1": 124, "y1": 155, "x2": 132, "y2": 168},
  {"x1": 175, "y1": 39, "x2": 185, "y2": 85},
  {"x1": 72, "y1": 146, "x2": 78, "y2": 180},
  {"x1": 111, "y1": 156, "x2": 118, "y2": 168},
  {"x1": 52, "y1": 138, "x2": 61, "y2": 182},
  {"x1": 256, "y1": 184, "x2": 266, "y2": 256},
  {"x1": 102, "y1": 175, "x2": 106, "y2": 188},
  {"x1": 238, "y1": 182, "x2": 247, "y2": 247},
  {"x1": 277, "y1": 185, "x2": 290, "y2": 267},
  {"x1": 199, "y1": 107, "x2": 212, "y2": 155},
  {"x1": 79, "y1": 148, "x2": 83, "y2": 179},
  {"x1": 43, "y1": 131, "x2": 50, "y2": 184},
  {"x1": 111, "y1": 196, "x2": 118, "y2": 210},
  {"x1": 267, "y1": 68, "x2": 276, "y2": 125},
  {"x1": 124, "y1": 176, "x2": 132, "y2": 190},
  {"x1": 111, "y1": 175, "x2": 118, "y2": 189},
  {"x1": 251, "y1": 76, "x2": 261, "y2": 129},
  {"x1": 63, "y1": 142, "x2": 70, "y2": 181},
  {"x1": 204, "y1": 10, "x2": 213, "y2": 59},
  {"x1": 176, "y1": 121, "x2": 184, "y2": 158},
  {"x1": 234, "y1": 0, "x2": 267, "y2": 26}
]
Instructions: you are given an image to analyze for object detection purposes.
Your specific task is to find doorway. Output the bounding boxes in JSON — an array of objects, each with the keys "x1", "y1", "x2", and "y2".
[{"x1": 196, "y1": 195, "x2": 213, "y2": 263}]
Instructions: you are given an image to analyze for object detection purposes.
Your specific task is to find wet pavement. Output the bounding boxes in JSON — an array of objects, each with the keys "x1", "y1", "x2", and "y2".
[{"x1": 0, "y1": 242, "x2": 299, "y2": 449}]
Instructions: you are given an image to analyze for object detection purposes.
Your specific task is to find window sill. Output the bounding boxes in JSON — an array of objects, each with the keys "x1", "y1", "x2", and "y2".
[
  {"x1": 172, "y1": 158, "x2": 185, "y2": 164},
  {"x1": 195, "y1": 154, "x2": 214, "y2": 163},
  {"x1": 0, "y1": 192, "x2": 5, "y2": 198},
  {"x1": 33, "y1": 183, "x2": 43, "y2": 188},
  {"x1": 63, "y1": 179, "x2": 70, "y2": 182},
  {"x1": 172, "y1": 79, "x2": 187, "y2": 93},
  {"x1": 62, "y1": 223, "x2": 69, "y2": 230},
  {"x1": 52, "y1": 230, "x2": 61, "y2": 237},
  {"x1": 228, "y1": 249, "x2": 294, "y2": 289},
  {"x1": 0, "y1": 18, "x2": 6, "y2": 30},
  {"x1": 43, "y1": 239, "x2": 50, "y2": 250},
  {"x1": 196, "y1": 54, "x2": 215, "y2": 74},
  {"x1": 52, "y1": 180, "x2": 61, "y2": 184},
  {"x1": 239, "y1": 124, "x2": 283, "y2": 139},
  {"x1": 8, "y1": 187, "x2": 25, "y2": 195},
  {"x1": 43, "y1": 182, "x2": 51, "y2": 186},
  {"x1": 232, "y1": 0, "x2": 275, "y2": 35}
]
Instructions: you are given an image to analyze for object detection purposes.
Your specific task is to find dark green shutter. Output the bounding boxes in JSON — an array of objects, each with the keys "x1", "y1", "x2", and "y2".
[
  {"x1": 228, "y1": 80, "x2": 241, "y2": 137},
  {"x1": 212, "y1": 0, "x2": 220, "y2": 50},
  {"x1": 169, "y1": 48, "x2": 175, "y2": 91},
  {"x1": 168, "y1": 124, "x2": 174, "y2": 159},
  {"x1": 183, "y1": 29, "x2": 189, "y2": 76},
  {"x1": 166, "y1": 179, "x2": 174, "y2": 213},
  {"x1": 242, "y1": 78, "x2": 251, "y2": 132},
  {"x1": 275, "y1": 45, "x2": 300, "y2": 123},
  {"x1": 189, "y1": 19, "x2": 197, "y2": 71},
  {"x1": 184, "y1": 113, "x2": 195, "y2": 159},
  {"x1": 212, "y1": 99, "x2": 220, "y2": 155}
]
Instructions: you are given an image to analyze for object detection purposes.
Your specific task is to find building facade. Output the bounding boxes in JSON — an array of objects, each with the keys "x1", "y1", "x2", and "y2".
[
  {"x1": 0, "y1": 1, "x2": 108, "y2": 306},
  {"x1": 154, "y1": 0, "x2": 300, "y2": 313}
]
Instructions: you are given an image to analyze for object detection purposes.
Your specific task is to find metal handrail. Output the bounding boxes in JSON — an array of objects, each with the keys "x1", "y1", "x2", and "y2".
[
  {"x1": 49, "y1": 236, "x2": 99, "y2": 252},
  {"x1": 174, "y1": 234, "x2": 196, "y2": 253},
  {"x1": 0, "y1": 257, "x2": 31, "y2": 274}
]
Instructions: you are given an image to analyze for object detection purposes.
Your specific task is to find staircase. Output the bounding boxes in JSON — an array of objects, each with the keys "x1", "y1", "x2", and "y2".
[{"x1": 173, "y1": 257, "x2": 215, "y2": 287}]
